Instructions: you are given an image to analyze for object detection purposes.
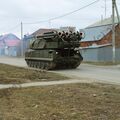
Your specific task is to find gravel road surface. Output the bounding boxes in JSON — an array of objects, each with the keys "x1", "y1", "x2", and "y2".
[{"x1": 0, "y1": 57, "x2": 120, "y2": 85}]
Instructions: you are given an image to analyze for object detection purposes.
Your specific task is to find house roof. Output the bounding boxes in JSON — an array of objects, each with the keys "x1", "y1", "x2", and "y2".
[
  {"x1": 80, "y1": 24, "x2": 112, "y2": 42},
  {"x1": 80, "y1": 43, "x2": 112, "y2": 49},
  {"x1": 32, "y1": 28, "x2": 57, "y2": 36},
  {"x1": 87, "y1": 16, "x2": 120, "y2": 28},
  {"x1": 1, "y1": 33, "x2": 20, "y2": 41},
  {"x1": 0, "y1": 41, "x2": 4, "y2": 47},
  {"x1": 80, "y1": 16, "x2": 120, "y2": 42},
  {"x1": 0, "y1": 33, "x2": 20, "y2": 47}
]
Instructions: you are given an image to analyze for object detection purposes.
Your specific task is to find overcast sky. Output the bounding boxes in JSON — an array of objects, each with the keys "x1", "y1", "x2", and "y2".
[{"x1": 0, "y1": 0, "x2": 120, "y2": 38}]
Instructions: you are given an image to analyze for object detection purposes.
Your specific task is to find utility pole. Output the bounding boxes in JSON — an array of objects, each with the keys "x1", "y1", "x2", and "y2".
[
  {"x1": 112, "y1": 0, "x2": 115, "y2": 63},
  {"x1": 114, "y1": 1, "x2": 120, "y2": 23},
  {"x1": 112, "y1": 0, "x2": 119, "y2": 63},
  {"x1": 21, "y1": 22, "x2": 23, "y2": 57}
]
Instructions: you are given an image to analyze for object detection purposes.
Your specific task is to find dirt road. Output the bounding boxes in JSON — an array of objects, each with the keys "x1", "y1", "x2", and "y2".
[
  {"x1": 0, "y1": 57, "x2": 120, "y2": 85},
  {"x1": 53, "y1": 64, "x2": 120, "y2": 85}
]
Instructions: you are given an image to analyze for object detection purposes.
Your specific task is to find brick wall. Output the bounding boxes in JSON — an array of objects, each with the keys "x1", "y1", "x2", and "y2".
[
  {"x1": 115, "y1": 24, "x2": 120, "y2": 48},
  {"x1": 80, "y1": 24, "x2": 120, "y2": 48}
]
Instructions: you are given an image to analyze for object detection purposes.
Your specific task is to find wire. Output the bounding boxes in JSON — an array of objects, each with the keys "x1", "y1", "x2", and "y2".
[
  {"x1": 23, "y1": 20, "x2": 48, "y2": 24},
  {"x1": 7, "y1": 23, "x2": 20, "y2": 31},
  {"x1": 23, "y1": 0, "x2": 100, "y2": 24},
  {"x1": 49, "y1": 0, "x2": 100, "y2": 21},
  {"x1": 1, "y1": 23, "x2": 20, "y2": 33}
]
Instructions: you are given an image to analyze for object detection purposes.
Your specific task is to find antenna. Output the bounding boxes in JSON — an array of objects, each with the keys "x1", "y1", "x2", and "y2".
[{"x1": 105, "y1": 0, "x2": 107, "y2": 18}]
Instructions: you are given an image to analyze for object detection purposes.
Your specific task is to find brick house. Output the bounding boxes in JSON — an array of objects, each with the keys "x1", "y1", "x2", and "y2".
[{"x1": 79, "y1": 17, "x2": 120, "y2": 62}]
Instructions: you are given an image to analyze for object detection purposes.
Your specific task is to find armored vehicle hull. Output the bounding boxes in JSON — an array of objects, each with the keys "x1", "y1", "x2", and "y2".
[
  {"x1": 25, "y1": 31, "x2": 83, "y2": 70},
  {"x1": 25, "y1": 49, "x2": 83, "y2": 70}
]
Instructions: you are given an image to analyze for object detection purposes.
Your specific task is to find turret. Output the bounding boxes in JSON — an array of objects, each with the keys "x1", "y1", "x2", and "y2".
[{"x1": 29, "y1": 31, "x2": 83, "y2": 50}]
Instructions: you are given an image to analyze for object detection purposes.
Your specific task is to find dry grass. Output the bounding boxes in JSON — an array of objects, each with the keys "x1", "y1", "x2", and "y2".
[
  {"x1": 0, "y1": 63, "x2": 68, "y2": 84},
  {"x1": 0, "y1": 63, "x2": 120, "y2": 120},
  {"x1": 0, "y1": 83, "x2": 120, "y2": 120}
]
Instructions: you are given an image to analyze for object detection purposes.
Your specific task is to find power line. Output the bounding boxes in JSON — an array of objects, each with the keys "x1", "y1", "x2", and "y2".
[
  {"x1": 23, "y1": 0, "x2": 100, "y2": 25},
  {"x1": 23, "y1": 20, "x2": 48, "y2": 24},
  {"x1": 0, "y1": 23, "x2": 20, "y2": 33},
  {"x1": 49, "y1": 0, "x2": 100, "y2": 21},
  {"x1": 7, "y1": 23, "x2": 20, "y2": 32}
]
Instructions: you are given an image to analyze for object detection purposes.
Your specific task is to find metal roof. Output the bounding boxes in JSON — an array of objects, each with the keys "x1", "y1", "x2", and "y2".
[
  {"x1": 80, "y1": 43, "x2": 112, "y2": 49},
  {"x1": 87, "y1": 16, "x2": 119, "y2": 28},
  {"x1": 80, "y1": 24, "x2": 112, "y2": 42},
  {"x1": 32, "y1": 28, "x2": 57, "y2": 36}
]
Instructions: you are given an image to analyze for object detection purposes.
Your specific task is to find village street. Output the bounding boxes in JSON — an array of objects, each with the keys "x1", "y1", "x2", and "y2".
[{"x1": 0, "y1": 57, "x2": 120, "y2": 87}]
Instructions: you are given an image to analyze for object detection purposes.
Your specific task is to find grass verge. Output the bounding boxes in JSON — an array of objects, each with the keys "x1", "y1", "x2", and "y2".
[
  {"x1": 0, "y1": 63, "x2": 68, "y2": 84},
  {"x1": 0, "y1": 83, "x2": 120, "y2": 120}
]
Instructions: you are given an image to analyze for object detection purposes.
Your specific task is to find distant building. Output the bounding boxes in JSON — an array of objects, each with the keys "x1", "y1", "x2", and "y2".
[
  {"x1": 80, "y1": 16, "x2": 120, "y2": 62},
  {"x1": 0, "y1": 37, "x2": 5, "y2": 56},
  {"x1": 23, "y1": 34, "x2": 33, "y2": 55},
  {"x1": 59, "y1": 26, "x2": 76, "y2": 33},
  {"x1": 32, "y1": 28, "x2": 57, "y2": 36},
  {"x1": 0, "y1": 33, "x2": 21, "y2": 56}
]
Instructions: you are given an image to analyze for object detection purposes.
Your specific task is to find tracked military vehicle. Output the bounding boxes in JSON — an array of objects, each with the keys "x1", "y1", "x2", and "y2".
[{"x1": 25, "y1": 31, "x2": 83, "y2": 70}]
